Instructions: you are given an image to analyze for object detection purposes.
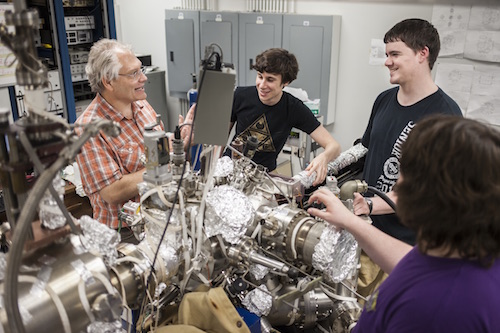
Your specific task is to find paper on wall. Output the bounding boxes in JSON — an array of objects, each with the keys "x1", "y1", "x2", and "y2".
[
  {"x1": 466, "y1": 95, "x2": 500, "y2": 126},
  {"x1": 464, "y1": 30, "x2": 500, "y2": 62},
  {"x1": 369, "y1": 39, "x2": 386, "y2": 66}
]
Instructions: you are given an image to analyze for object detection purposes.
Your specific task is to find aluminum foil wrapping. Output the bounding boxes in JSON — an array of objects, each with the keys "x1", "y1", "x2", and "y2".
[
  {"x1": 145, "y1": 208, "x2": 183, "y2": 250},
  {"x1": 39, "y1": 176, "x2": 67, "y2": 230},
  {"x1": 242, "y1": 284, "x2": 272, "y2": 316},
  {"x1": 87, "y1": 320, "x2": 122, "y2": 333},
  {"x1": 0, "y1": 252, "x2": 6, "y2": 281},
  {"x1": 250, "y1": 263, "x2": 270, "y2": 281},
  {"x1": 30, "y1": 265, "x2": 52, "y2": 297},
  {"x1": 139, "y1": 183, "x2": 178, "y2": 210},
  {"x1": 71, "y1": 259, "x2": 95, "y2": 285},
  {"x1": 137, "y1": 181, "x2": 149, "y2": 197},
  {"x1": 292, "y1": 170, "x2": 317, "y2": 189},
  {"x1": 79, "y1": 215, "x2": 119, "y2": 266},
  {"x1": 157, "y1": 244, "x2": 179, "y2": 279},
  {"x1": 154, "y1": 282, "x2": 167, "y2": 298},
  {"x1": 138, "y1": 240, "x2": 180, "y2": 280},
  {"x1": 328, "y1": 143, "x2": 368, "y2": 175},
  {"x1": 312, "y1": 224, "x2": 358, "y2": 283},
  {"x1": 213, "y1": 156, "x2": 234, "y2": 177},
  {"x1": 205, "y1": 185, "x2": 255, "y2": 244}
]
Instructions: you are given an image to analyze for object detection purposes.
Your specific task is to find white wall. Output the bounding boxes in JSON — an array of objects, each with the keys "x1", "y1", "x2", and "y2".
[{"x1": 114, "y1": 0, "x2": 433, "y2": 151}]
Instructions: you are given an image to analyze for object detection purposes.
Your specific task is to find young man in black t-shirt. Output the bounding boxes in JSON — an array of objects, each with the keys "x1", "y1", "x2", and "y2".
[
  {"x1": 351, "y1": 18, "x2": 462, "y2": 298},
  {"x1": 229, "y1": 48, "x2": 341, "y2": 186}
]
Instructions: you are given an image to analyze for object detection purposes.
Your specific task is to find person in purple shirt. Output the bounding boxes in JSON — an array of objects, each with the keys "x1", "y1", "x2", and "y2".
[{"x1": 308, "y1": 114, "x2": 500, "y2": 333}]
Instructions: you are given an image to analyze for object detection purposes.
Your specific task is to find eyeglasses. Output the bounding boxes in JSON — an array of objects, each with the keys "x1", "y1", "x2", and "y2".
[{"x1": 118, "y1": 66, "x2": 147, "y2": 80}]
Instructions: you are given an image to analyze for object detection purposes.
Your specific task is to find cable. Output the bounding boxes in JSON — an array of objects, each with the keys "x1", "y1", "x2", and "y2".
[
  {"x1": 91, "y1": 271, "x2": 117, "y2": 295},
  {"x1": 319, "y1": 283, "x2": 358, "y2": 303},
  {"x1": 209, "y1": 43, "x2": 223, "y2": 63},
  {"x1": 189, "y1": 207, "x2": 196, "y2": 247},
  {"x1": 109, "y1": 266, "x2": 132, "y2": 333},
  {"x1": 18, "y1": 275, "x2": 72, "y2": 333},
  {"x1": 138, "y1": 67, "x2": 203, "y2": 330},
  {"x1": 264, "y1": 172, "x2": 292, "y2": 205},
  {"x1": 203, "y1": 51, "x2": 222, "y2": 71},
  {"x1": 316, "y1": 323, "x2": 332, "y2": 333},
  {"x1": 260, "y1": 246, "x2": 367, "y2": 302},
  {"x1": 178, "y1": 190, "x2": 192, "y2": 293},
  {"x1": 78, "y1": 278, "x2": 96, "y2": 322},
  {"x1": 367, "y1": 185, "x2": 396, "y2": 212},
  {"x1": 116, "y1": 255, "x2": 147, "y2": 267},
  {"x1": 225, "y1": 144, "x2": 259, "y2": 168},
  {"x1": 250, "y1": 223, "x2": 262, "y2": 239}
]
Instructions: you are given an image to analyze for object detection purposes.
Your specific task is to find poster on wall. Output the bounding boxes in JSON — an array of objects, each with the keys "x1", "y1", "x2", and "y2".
[
  {"x1": 433, "y1": 4, "x2": 500, "y2": 127},
  {"x1": 467, "y1": 65, "x2": 500, "y2": 126},
  {"x1": 467, "y1": 95, "x2": 500, "y2": 126},
  {"x1": 434, "y1": 62, "x2": 474, "y2": 112},
  {"x1": 464, "y1": 30, "x2": 500, "y2": 63},
  {"x1": 463, "y1": 6, "x2": 500, "y2": 62},
  {"x1": 432, "y1": 5, "x2": 470, "y2": 57},
  {"x1": 0, "y1": 3, "x2": 17, "y2": 88}
]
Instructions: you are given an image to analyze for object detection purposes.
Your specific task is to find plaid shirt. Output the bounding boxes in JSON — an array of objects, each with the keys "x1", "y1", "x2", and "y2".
[{"x1": 75, "y1": 94, "x2": 162, "y2": 228}]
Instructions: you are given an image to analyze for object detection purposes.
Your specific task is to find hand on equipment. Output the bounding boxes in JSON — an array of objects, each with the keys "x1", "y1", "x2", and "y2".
[{"x1": 353, "y1": 192, "x2": 371, "y2": 216}]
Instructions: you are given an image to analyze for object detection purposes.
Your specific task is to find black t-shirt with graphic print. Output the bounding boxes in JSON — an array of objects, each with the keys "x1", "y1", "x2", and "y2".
[
  {"x1": 230, "y1": 86, "x2": 320, "y2": 171},
  {"x1": 361, "y1": 86, "x2": 462, "y2": 245}
]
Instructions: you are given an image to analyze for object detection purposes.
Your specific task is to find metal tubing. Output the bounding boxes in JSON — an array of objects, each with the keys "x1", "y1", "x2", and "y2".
[{"x1": 4, "y1": 120, "x2": 118, "y2": 333}]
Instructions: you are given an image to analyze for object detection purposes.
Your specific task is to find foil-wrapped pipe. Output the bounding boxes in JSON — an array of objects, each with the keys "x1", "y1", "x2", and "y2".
[
  {"x1": 205, "y1": 185, "x2": 255, "y2": 244},
  {"x1": 242, "y1": 284, "x2": 272, "y2": 317},
  {"x1": 292, "y1": 170, "x2": 317, "y2": 189},
  {"x1": 312, "y1": 225, "x2": 358, "y2": 283},
  {"x1": 79, "y1": 216, "x2": 120, "y2": 267},
  {"x1": 328, "y1": 143, "x2": 368, "y2": 176}
]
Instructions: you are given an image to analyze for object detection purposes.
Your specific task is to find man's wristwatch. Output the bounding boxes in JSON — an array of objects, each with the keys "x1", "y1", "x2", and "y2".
[{"x1": 365, "y1": 198, "x2": 373, "y2": 215}]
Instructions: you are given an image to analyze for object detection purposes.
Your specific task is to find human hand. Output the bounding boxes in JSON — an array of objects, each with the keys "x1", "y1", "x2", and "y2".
[
  {"x1": 307, "y1": 188, "x2": 354, "y2": 229},
  {"x1": 353, "y1": 192, "x2": 370, "y2": 216},
  {"x1": 178, "y1": 104, "x2": 195, "y2": 149},
  {"x1": 305, "y1": 154, "x2": 328, "y2": 186}
]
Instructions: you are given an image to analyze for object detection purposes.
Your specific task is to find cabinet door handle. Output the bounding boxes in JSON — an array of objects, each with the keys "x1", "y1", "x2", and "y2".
[
  {"x1": 249, "y1": 58, "x2": 253, "y2": 70},
  {"x1": 170, "y1": 51, "x2": 174, "y2": 62}
]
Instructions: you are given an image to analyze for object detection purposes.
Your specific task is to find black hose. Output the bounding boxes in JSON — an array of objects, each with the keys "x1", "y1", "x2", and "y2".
[{"x1": 367, "y1": 185, "x2": 397, "y2": 212}]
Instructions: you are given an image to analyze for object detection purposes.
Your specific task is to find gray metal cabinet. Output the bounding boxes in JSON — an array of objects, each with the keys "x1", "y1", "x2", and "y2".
[
  {"x1": 282, "y1": 14, "x2": 341, "y2": 124},
  {"x1": 238, "y1": 13, "x2": 282, "y2": 86},
  {"x1": 164, "y1": 10, "x2": 340, "y2": 124},
  {"x1": 200, "y1": 11, "x2": 238, "y2": 82},
  {"x1": 165, "y1": 10, "x2": 200, "y2": 99}
]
